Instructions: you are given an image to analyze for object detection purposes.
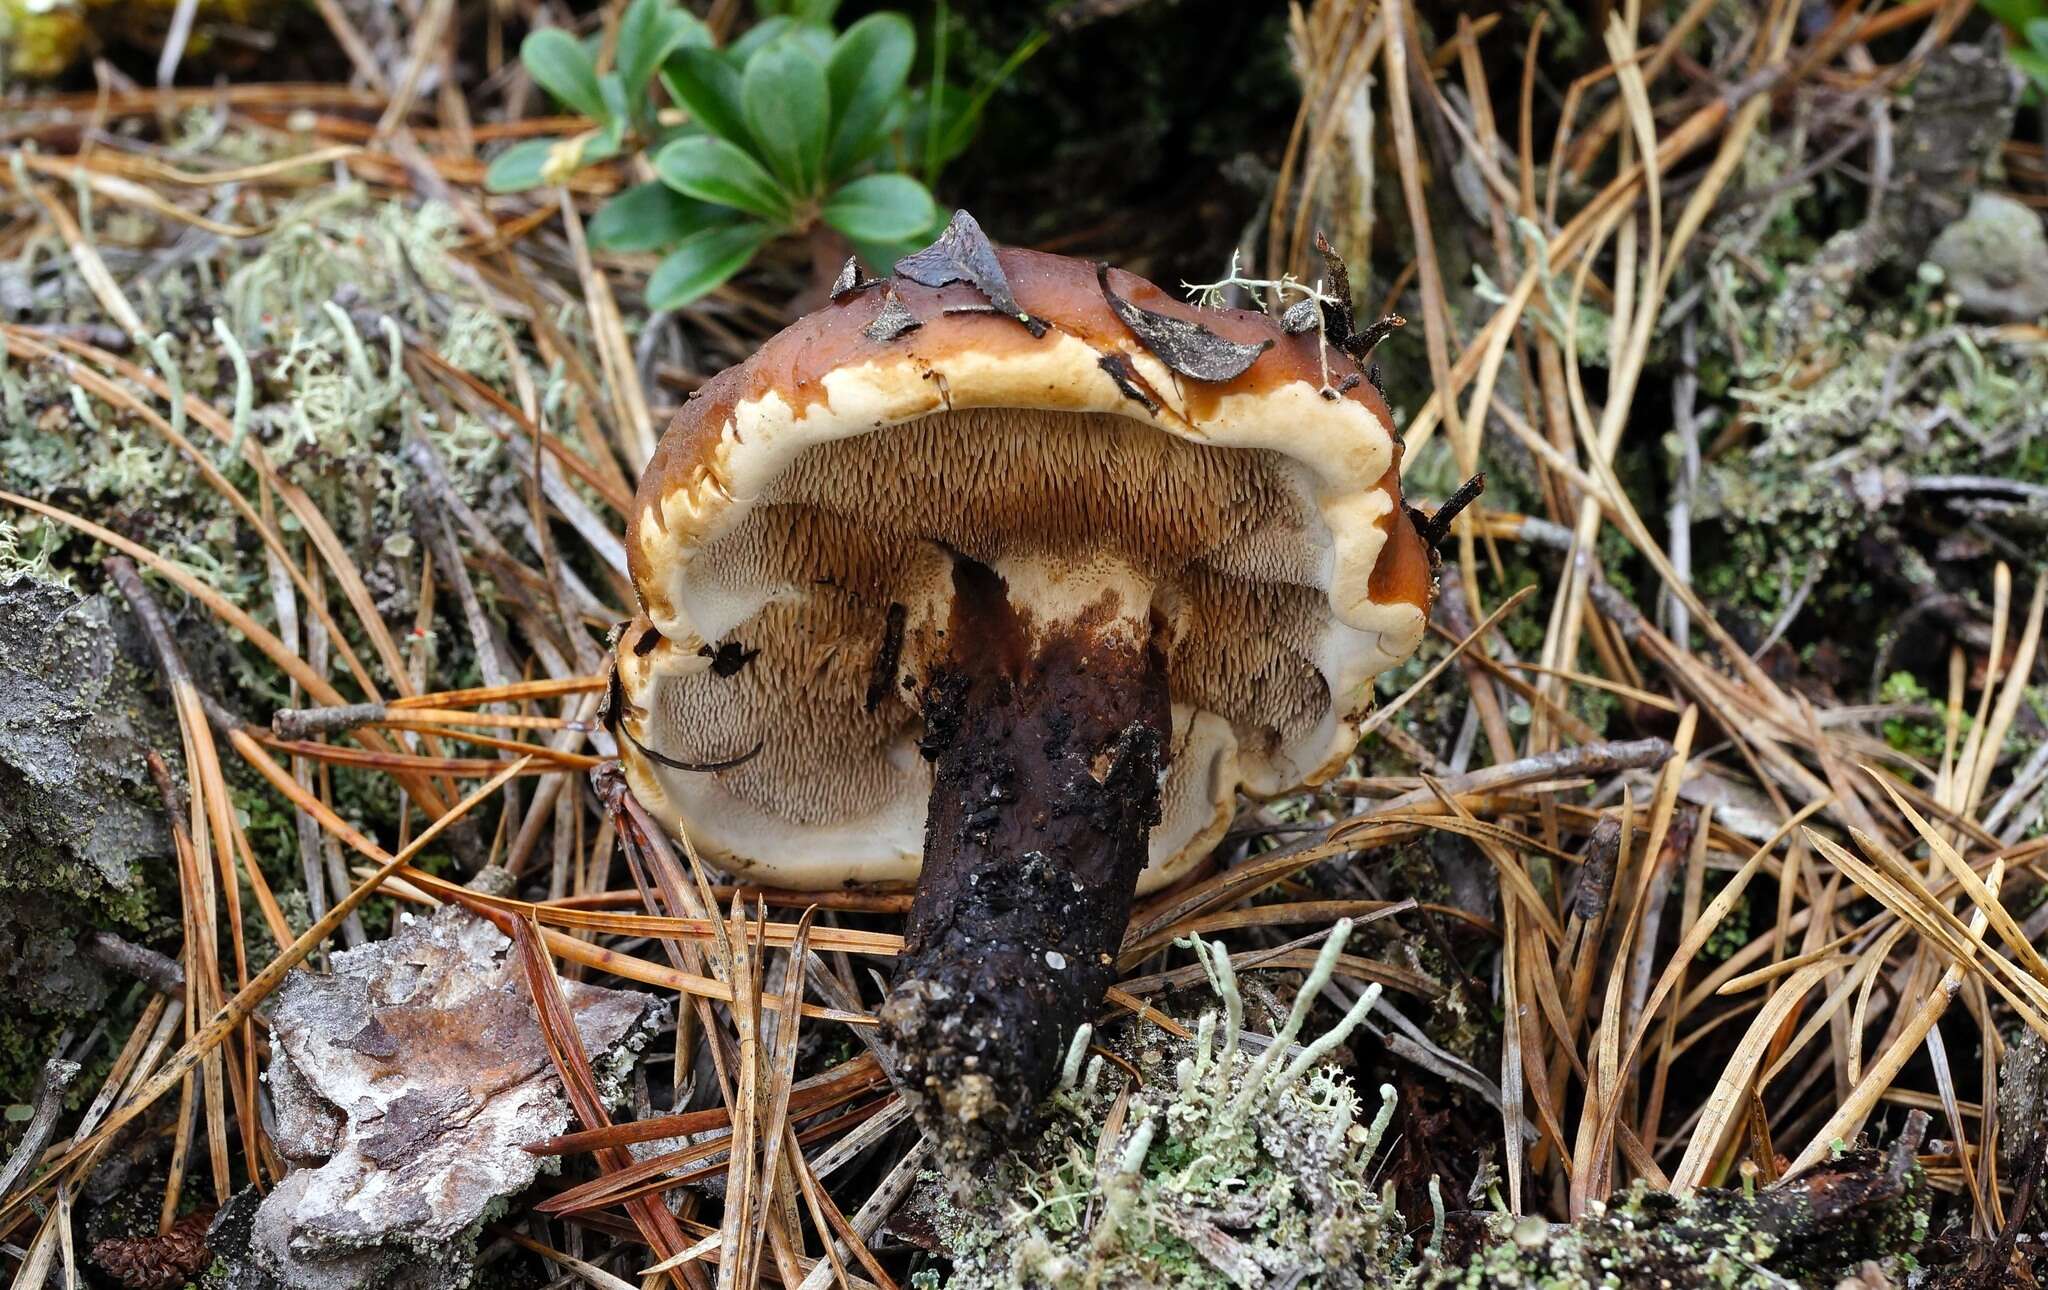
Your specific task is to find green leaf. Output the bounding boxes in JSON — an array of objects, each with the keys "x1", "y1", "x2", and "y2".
[
  {"x1": 1980, "y1": 0, "x2": 2047, "y2": 29},
  {"x1": 897, "y1": 81, "x2": 975, "y2": 177},
  {"x1": 653, "y1": 135, "x2": 792, "y2": 221},
  {"x1": 728, "y1": 16, "x2": 795, "y2": 63},
  {"x1": 522, "y1": 28, "x2": 608, "y2": 120},
  {"x1": 2029, "y1": 16, "x2": 2048, "y2": 51},
  {"x1": 590, "y1": 183, "x2": 724, "y2": 252},
  {"x1": 848, "y1": 203, "x2": 951, "y2": 278},
  {"x1": 820, "y1": 174, "x2": 936, "y2": 244},
  {"x1": 824, "y1": 13, "x2": 914, "y2": 179},
  {"x1": 2014, "y1": 45, "x2": 2048, "y2": 92},
  {"x1": 753, "y1": 0, "x2": 837, "y2": 17},
  {"x1": 661, "y1": 46, "x2": 751, "y2": 144},
  {"x1": 597, "y1": 73, "x2": 631, "y2": 147},
  {"x1": 618, "y1": 0, "x2": 708, "y2": 101},
  {"x1": 483, "y1": 138, "x2": 558, "y2": 192},
  {"x1": 647, "y1": 222, "x2": 775, "y2": 308},
  {"x1": 741, "y1": 39, "x2": 830, "y2": 194}
]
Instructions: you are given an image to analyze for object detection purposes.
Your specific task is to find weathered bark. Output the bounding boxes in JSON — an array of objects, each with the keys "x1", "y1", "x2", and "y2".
[
  {"x1": 1427, "y1": 1112, "x2": 1932, "y2": 1288},
  {"x1": 879, "y1": 555, "x2": 1170, "y2": 1159}
]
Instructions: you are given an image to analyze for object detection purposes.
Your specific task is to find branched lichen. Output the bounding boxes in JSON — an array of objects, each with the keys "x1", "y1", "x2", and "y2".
[
  {"x1": 6, "y1": 181, "x2": 551, "y2": 709},
  {"x1": 915, "y1": 919, "x2": 1414, "y2": 1289}
]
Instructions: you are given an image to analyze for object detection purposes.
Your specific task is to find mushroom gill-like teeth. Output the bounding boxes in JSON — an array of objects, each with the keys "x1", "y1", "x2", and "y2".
[{"x1": 622, "y1": 240, "x2": 1432, "y2": 898}]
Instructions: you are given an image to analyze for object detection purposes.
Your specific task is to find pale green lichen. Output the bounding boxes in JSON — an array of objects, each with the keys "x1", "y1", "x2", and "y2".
[
  {"x1": 1420, "y1": 1123, "x2": 1929, "y2": 1290},
  {"x1": 1685, "y1": 147, "x2": 2047, "y2": 640},
  {"x1": 917, "y1": 920, "x2": 1415, "y2": 1289},
  {"x1": 5, "y1": 182, "x2": 547, "y2": 708}
]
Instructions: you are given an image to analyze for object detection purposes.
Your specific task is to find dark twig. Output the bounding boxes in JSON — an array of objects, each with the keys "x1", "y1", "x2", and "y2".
[
  {"x1": 273, "y1": 702, "x2": 389, "y2": 740},
  {"x1": 84, "y1": 931, "x2": 187, "y2": 999},
  {"x1": 106, "y1": 556, "x2": 200, "y2": 697},
  {"x1": 1420, "y1": 473, "x2": 1487, "y2": 549},
  {"x1": 1348, "y1": 313, "x2": 1406, "y2": 360},
  {"x1": 617, "y1": 724, "x2": 765, "y2": 774},
  {"x1": 0, "y1": 1057, "x2": 81, "y2": 1204}
]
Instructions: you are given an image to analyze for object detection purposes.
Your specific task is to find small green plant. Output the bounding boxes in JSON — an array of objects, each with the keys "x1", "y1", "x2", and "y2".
[
  {"x1": 1878, "y1": 670, "x2": 1951, "y2": 763},
  {"x1": 1979, "y1": 0, "x2": 2048, "y2": 95},
  {"x1": 488, "y1": 0, "x2": 1037, "y2": 308}
]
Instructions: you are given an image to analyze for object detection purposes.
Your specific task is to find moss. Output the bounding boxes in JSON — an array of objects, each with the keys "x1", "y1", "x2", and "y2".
[
  {"x1": 0, "y1": 0, "x2": 90, "y2": 79},
  {"x1": 1878, "y1": 671, "x2": 1949, "y2": 761},
  {"x1": 5, "y1": 174, "x2": 590, "y2": 942},
  {"x1": 1699, "y1": 873, "x2": 1752, "y2": 963}
]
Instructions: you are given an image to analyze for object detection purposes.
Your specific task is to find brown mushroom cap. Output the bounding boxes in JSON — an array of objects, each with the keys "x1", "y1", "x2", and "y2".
[{"x1": 616, "y1": 245, "x2": 1431, "y2": 891}]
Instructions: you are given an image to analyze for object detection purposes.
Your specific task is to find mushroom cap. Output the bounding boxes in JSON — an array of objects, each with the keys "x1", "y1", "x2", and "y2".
[{"x1": 616, "y1": 241, "x2": 1431, "y2": 892}]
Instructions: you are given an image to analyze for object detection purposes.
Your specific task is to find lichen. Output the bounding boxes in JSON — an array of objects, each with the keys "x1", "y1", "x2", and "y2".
[
  {"x1": 7, "y1": 182, "x2": 541, "y2": 708},
  {"x1": 1685, "y1": 125, "x2": 2046, "y2": 645},
  {"x1": 1422, "y1": 1126, "x2": 1930, "y2": 1289},
  {"x1": 916, "y1": 920, "x2": 1414, "y2": 1289}
]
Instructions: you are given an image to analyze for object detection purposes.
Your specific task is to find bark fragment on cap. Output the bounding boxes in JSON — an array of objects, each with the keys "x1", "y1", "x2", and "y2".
[
  {"x1": 1096, "y1": 261, "x2": 1271, "y2": 382},
  {"x1": 893, "y1": 209, "x2": 1046, "y2": 336}
]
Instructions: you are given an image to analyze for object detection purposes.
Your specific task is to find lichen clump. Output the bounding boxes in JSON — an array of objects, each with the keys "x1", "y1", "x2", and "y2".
[
  {"x1": 918, "y1": 920, "x2": 1413, "y2": 1289},
  {"x1": 3, "y1": 180, "x2": 543, "y2": 707}
]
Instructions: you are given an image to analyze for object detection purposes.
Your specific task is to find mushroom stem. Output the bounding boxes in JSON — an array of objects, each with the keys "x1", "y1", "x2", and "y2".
[{"x1": 879, "y1": 555, "x2": 1170, "y2": 1158}]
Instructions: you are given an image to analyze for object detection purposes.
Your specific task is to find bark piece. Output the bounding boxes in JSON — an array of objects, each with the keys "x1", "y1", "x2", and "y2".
[
  {"x1": 1096, "y1": 262, "x2": 1270, "y2": 382},
  {"x1": 893, "y1": 209, "x2": 1046, "y2": 336},
  {"x1": 0, "y1": 568, "x2": 172, "y2": 1021},
  {"x1": 247, "y1": 906, "x2": 661, "y2": 1290}
]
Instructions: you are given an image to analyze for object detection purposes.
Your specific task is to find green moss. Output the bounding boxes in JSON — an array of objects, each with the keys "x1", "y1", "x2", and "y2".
[
  {"x1": 1878, "y1": 671, "x2": 1949, "y2": 761},
  {"x1": 1699, "y1": 874, "x2": 1752, "y2": 963}
]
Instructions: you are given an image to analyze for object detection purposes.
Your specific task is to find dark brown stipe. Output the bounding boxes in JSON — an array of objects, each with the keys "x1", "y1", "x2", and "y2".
[
  {"x1": 1095, "y1": 262, "x2": 1271, "y2": 382},
  {"x1": 865, "y1": 602, "x2": 908, "y2": 713},
  {"x1": 877, "y1": 555, "x2": 1169, "y2": 1161}
]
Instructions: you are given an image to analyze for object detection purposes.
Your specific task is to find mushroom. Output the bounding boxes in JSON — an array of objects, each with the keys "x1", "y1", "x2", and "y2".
[{"x1": 614, "y1": 213, "x2": 1433, "y2": 1156}]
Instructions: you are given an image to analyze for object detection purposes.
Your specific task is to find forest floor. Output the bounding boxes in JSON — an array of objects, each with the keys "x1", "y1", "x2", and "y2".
[{"x1": 2, "y1": 0, "x2": 2047, "y2": 1287}]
